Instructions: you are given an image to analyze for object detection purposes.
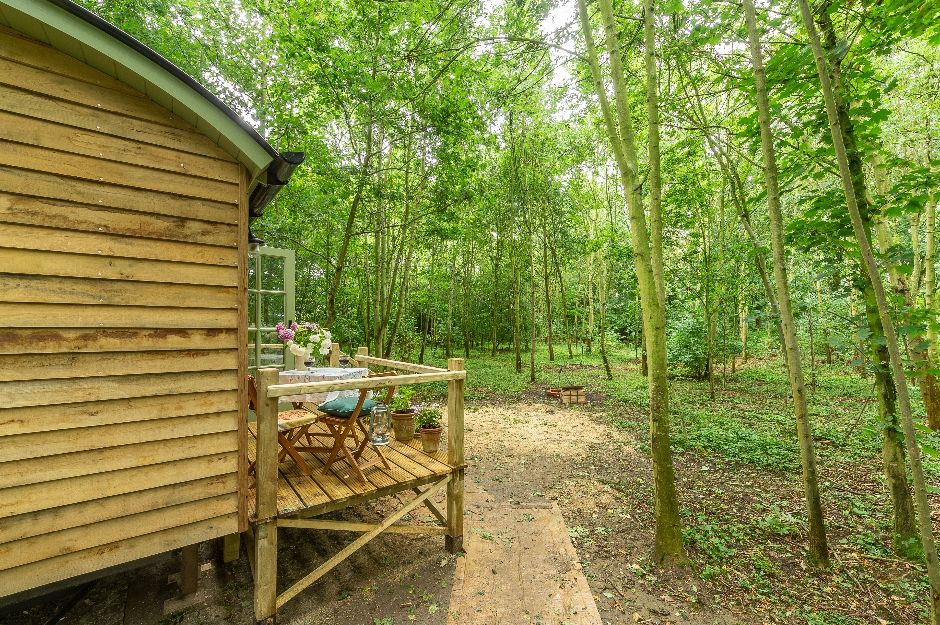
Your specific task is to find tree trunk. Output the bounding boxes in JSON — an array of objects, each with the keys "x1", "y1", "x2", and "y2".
[
  {"x1": 542, "y1": 219, "x2": 555, "y2": 361},
  {"x1": 743, "y1": 0, "x2": 830, "y2": 567},
  {"x1": 927, "y1": 199, "x2": 940, "y2": 430},
  {"x1": 799, "y1": 1, "x2": 940, "y2": 617},
  {"x1": 578, "y1": 0, "x2": 685, "y2": 564},
  {"x1": 818, "y1": 9, "x2": 921, "y2": 558}
]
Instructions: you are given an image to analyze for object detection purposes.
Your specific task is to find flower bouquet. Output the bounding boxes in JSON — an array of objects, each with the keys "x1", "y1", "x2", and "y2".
[{"x1": 275, "y1": 321, "x2": 333, "y2": 370}]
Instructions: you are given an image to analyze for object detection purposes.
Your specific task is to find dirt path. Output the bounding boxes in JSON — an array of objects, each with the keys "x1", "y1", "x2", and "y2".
[{"x1": 463, "y1": 401, "x2": 745, "y2": 625}]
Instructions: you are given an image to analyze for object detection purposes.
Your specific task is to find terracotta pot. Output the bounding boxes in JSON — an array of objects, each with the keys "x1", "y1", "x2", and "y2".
[
  {"x1": 391, "y1": 410, "x2": 416, "y2": 442},
  {"x1": 419, "y1": 426, "x2": 443, "y2": 454}
]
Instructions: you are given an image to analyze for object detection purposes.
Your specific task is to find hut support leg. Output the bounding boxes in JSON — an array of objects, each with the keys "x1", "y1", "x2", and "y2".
[
  {"x1": 180, "y1": 544, "x2": 199, "y2": 596},
  {"x1": 223, "y1": 533, "x2": 241, "y2": 563},
  {"x1": 253, "y1": 521, "x2": 277, "y2": 624},
  {"x1": 446, "y1": 358, "x2": 466, "y2": 554},
  {"x1": 446, "y1": 468, "x2": 465, "y2": 553}
]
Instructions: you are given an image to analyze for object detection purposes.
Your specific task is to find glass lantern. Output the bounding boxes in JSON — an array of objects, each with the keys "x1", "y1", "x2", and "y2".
[{"x1": 368, "y1": 402, "x2": 391, "y2": 445}]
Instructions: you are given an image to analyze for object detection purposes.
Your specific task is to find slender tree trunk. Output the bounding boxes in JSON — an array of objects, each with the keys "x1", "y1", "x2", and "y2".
[
  {"x1": 579, "y1": 0, "x2": 685, "y2": 564},
  {"x1": 542, "y1": 220, "x2": 555, "y2": 361},
  {"x1": 529, "y1": 223, "x2": 537, "y2": 383},
  {"x1": 513, "y1": 250, "x2": 522, "y2": 374},
  {"x1": 927, "y1": 199, "x2": 940, "y2": 430},
  {"x1": 550, "y1": 242, "x2": 574, "y2": 357},
  {"x1": 327, "y1": 123, "x2": 374, "y2": 328},
  {"x1": 799, "y1": 1, "x2": 940, "y2": 617},
  {"x1": 817, "y1": 9, "x2": 920, "y2": 557},
  {"x1": 743, "y1": 0, "x2": 830, "y2": 566}
]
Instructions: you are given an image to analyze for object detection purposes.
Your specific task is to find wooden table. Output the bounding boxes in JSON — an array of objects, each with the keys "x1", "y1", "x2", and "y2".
[{"x1": 278, "y1": 367, "x2": 369, "y2": 406}]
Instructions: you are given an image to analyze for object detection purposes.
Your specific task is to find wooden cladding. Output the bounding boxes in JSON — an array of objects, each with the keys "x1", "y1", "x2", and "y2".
[{"x1": 0, "y1": 26, "x2": 246, "y2": 596}]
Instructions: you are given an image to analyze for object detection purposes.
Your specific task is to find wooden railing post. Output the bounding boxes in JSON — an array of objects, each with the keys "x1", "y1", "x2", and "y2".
[
  {"x1": 356, "y1": 346, "x2": 368, "y2": 368},
  {"x1": 329, "y1": 342, "x2": 340, "y2": 367},
  {"x1": 446, "y1": 357, "x2": 465, "y2": 553},
  {"x1": 254, "y1": 368, "x2": 279, "y2": 624}
]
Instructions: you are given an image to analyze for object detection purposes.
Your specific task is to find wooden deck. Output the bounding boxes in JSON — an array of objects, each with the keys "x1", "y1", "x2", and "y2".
[
  {"x1": 246, "y1": 351, "x2": 466, "y2": 623},
  {"x1": 246, "y1": 420, "x2": 456, "y2": 520}
]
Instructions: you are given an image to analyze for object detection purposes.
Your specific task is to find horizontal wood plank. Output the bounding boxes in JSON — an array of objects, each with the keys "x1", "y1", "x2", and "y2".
[
  {"x1": 0, "y1": 411, "x2": 237, "y2": 462},
  {"x1": 0, "y1": 56, "x2": 203, "y2": 131},
  {"x1": 0, "y1": 473, "x2": 237, "y2": 545},
  {"x1": 0, "y1": 223, "x2": 237, "y2": 266},
  {"x1": 0, "y1": 327, "x2": 237, "y2": 355},
  {"x1": 0, "y1": 84, "x2": 235, "y2": 161},
  {"x1": 0, "y1": 140, "x2": 238, "y2": 204},
  {"x1": 0, "y1": 349, "x2": 238, "y2": 382},
  {"x1": 0, "y1": 170, "x2": 238, "y2": 225},
  {"x1": 0, "y1": 110, "x2": 240, "y2": 182},
  {"x1": 0, "y1": 249, "x2": 236, "y2": 285},
  {"x1": 0, "y1": 493, "x2": 236, "y2": 571},
  {"x1": 0, "y1": 430, "x2": 238, "y2": 489},
  {"x1": 0, "y1": 514, "x2": 237, "y2": 597},
  {"x1": 0, "y1": 452, "x2": 235, "y2": 519},
  {"x1": 0, "y1": 192, "x2": 237, "y2": 247},
  {"x1": 0, "y1": 27, "x2": 141, "y2": 97},
  {"x1": 0, "y1": 303, "x2": 237, "y2": 330},
  {"x1": 0, "y1": 390, "x2": 238, "y2": 436},
  {"x1": 0, "y1": 275, "x2": 237, "y2": 308},
  {"x1": 0, "y1": 370, "x2": 238, "y2": 408}
]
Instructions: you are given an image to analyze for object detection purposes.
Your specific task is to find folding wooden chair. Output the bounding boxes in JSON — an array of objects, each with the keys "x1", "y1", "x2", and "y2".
[
  {"x1": 247, "y1": 375, "x2": 318, "y2": 476},
  {"x1": 298, "y1": 372, "x2": 398, "y2": 482}
]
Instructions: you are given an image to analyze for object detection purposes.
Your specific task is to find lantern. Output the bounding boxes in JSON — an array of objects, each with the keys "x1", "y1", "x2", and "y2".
[{"x1": 368, "y1": 402, "x2": 391, "y2": 445}]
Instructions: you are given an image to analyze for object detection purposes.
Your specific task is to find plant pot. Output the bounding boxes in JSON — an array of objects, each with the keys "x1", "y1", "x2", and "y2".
[
  {"x1": 419, "y1": 426, "x2": 443, "y2": 454},
  {"x1": 391, "y1": 410, "x2": 417, "y2": 442}
]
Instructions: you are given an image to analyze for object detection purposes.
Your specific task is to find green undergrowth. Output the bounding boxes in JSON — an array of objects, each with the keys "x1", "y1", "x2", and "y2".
[{"x1": 412, "y1": 344, "x2": 940, "y2": 478}]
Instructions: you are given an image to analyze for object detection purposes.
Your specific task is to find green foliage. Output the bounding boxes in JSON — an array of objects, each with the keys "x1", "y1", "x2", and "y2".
[
  {"x1": 390, "y1": 387, "x2": 415, "y2": 412},
  {"x1": 416, "y1": 407, "x2": 443, "y2": 429}
]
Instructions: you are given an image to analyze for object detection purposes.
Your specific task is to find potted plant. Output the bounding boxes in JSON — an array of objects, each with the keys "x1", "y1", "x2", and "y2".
[
  {"x1": 416, "y1": 407, "x2": 443, "y2": 454},
  {"x1": 390, "y1": 387, "x2": 417, "y2": 442}
]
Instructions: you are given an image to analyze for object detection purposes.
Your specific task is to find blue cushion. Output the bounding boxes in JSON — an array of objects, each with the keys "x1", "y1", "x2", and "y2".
[{"x1": 319, "y1": 396, "x2": 375, "y2": 419}]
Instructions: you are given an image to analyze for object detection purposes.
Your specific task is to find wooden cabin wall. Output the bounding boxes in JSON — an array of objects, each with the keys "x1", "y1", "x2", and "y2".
[{"x1": 0, "y1": 26, "x2": 247, "y2": 596}]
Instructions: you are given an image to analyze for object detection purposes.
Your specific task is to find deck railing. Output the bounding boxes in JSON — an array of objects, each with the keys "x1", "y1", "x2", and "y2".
[{"x1": 250, "y1": 347, "x2": 466, "y2": 623}]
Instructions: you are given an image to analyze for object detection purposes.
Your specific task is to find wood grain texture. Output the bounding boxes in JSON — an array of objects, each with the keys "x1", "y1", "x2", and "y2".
[
  {"x1": 0, "y1": 390, "x2": 238, "y2": 436},
  {"x1": 0, "y1": 84, "x2": 234, "y2": 161},
  {"x1": 0, "y1": 171, "x2": 238, "y2": 224},
  {"x1": 0, "y1": 110, "x2": 240, "y2": 182},
  {"x1": 0, "y1": 248, "x2": 236, "y2": 285},
  {"x1": 0, "y1": 192, "x2": 235, "y2": 246},
  {"x1": 0, "y1": 223, "x2": 237, "y2": 265},
  {"x1": 0, "y1": 349, "x2": 237, "y2": 383},
  {"x1": 0, "y1": 303, "x2": 237, "y2": 329},
  {"x1": 0, "y1": 515, "x2": 237, "y2": 596},
  {"x1": 0, "y1": 275, "x2": 237, "y2": 308},
  {"x1": 0, "y1": 430, "x2": 238, "y2": 489},
  {"x1": 0, "y1": 370, "x2": 238, "y2": 408},
  {"x1": 0, "y1": 452, "x2": 236, "y2": 518},
  {"x1": 0, "y1": 140, "x2": 238, "y2": 204},
  {"x1": 0, "y1": 411, "x2": 237, "y2": 462},
  {"x1": 0, "y1": 493, "x2": 236, "y2": 571},
  {"x1": 0, "y1": 27, "x2": 142, "y2": 94},
  {"x1": 0, "y1": 473, "x2": 237, "y2": 545},
  {"x1": 0, "y1": 328, "x2": 237, "y2": 355},
  {"x1": 0, "y1": 56, "x2": 198, "y2": 130}
]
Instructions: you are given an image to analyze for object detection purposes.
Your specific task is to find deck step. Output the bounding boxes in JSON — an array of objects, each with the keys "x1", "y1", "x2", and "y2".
[{"x1": 448, "y1": 502, "x2": 603, "y2": 625}]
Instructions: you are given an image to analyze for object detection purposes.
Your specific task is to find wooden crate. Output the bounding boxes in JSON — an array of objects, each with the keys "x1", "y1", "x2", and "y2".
[{"x1": 560, "y1": 386, "x2": 586, "y2": 404}]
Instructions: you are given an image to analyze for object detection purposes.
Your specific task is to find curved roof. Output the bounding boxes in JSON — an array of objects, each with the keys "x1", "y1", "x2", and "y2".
[{"x1": 0, "y1": 0, "x2": 302, "y2": 212}]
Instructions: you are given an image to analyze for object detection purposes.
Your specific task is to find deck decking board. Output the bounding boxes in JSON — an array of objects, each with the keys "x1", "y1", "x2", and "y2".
[{"x1": 246, "y1": 419, "x2": 455, "y2": 521}]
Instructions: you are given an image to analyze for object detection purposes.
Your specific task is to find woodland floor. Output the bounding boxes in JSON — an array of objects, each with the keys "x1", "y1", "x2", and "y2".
[{"x1": 2, "y1": 347, "x2": 939, "y2": 625}]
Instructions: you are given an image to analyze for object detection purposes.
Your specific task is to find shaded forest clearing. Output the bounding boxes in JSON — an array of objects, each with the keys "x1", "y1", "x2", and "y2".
[{"x1": 5, "y1": 347, "x2": 936, "y2": 625}]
